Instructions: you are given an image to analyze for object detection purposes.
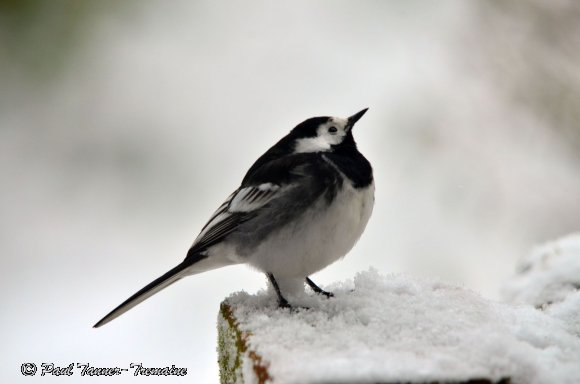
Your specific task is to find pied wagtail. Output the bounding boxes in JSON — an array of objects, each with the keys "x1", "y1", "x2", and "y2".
[{"x1": 94, "y1": 109, "x2": 374, "y2": 327}]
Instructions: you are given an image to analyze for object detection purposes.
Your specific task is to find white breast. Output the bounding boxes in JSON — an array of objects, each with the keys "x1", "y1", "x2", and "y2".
[{"x1": 246, "y1": 180, "x2": 375, "y2": 278}]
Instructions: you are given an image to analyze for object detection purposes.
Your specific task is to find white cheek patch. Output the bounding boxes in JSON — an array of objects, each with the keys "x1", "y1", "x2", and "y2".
[
  {"x1": 294, "y1": 136, "x2": 333, "y2": 153},
  {"x1": 331, "y1": 117, "x2": 348, "y2": 129},
  {"x1": 294, "y1": 117, "x2": 349, "y2": 153}
]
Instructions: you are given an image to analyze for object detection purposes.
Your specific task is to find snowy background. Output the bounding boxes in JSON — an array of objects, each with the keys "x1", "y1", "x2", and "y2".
[{"x1": 2, "y1": 1, "x2": 580, "y2": 383}]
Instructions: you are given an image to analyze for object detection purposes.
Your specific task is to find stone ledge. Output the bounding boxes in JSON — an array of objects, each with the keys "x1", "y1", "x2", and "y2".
[{"x1": 216, "y1": 269, "x2": 579, "y2": 384}]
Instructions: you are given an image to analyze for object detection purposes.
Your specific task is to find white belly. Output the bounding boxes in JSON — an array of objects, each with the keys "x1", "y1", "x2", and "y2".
[{"x1": 247, "y1": 181, "x2": 374, "y2": 277}]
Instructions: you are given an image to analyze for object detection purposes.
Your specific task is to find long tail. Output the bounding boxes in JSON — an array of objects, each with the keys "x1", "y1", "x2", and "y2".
[{"x1": 94, "y1": 253, "x2": 220, "y2": 328}]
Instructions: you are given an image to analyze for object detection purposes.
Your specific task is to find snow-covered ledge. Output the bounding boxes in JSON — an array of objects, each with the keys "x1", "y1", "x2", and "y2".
[{"x1": 217, "y1": 267, "x2": 580, "y2": 384}]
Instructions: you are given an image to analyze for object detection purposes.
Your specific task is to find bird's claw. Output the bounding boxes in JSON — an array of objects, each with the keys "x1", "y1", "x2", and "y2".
[{"x1": 319, "y1": 290, "x2": 334, "y2": 299}]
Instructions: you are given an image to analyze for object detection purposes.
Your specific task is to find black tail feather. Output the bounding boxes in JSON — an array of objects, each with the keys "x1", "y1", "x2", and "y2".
[{"x1": 93, "y1": 261, "x2": 194, "y2": 328}]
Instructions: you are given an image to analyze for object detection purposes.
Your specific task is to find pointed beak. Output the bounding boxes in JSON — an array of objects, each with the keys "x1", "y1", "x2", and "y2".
[{"x1": 346, "y1": 108, "x2": 369, "y2": 130}]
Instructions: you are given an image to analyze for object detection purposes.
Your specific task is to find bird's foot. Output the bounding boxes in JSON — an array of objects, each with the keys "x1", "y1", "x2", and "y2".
[
  {"x1": 277, "y1": 299, "x2": 310, "y2": 312},
  {"x1": 318, "y1": 290, "x2": 334, "y2": 299},
  {"x1": 305, "y1": 277, "x2": 334, "y2": 299},
  {"x1": 278, "y1": 297, "x2": 291, "y2": 309}
]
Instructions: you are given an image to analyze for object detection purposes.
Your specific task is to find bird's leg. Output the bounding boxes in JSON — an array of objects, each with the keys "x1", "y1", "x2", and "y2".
[
  {"x1": 267, "y1": 273, "x2": 291, "y2": 309},
  {"x1": 305, "y1": 277, "x2": 334, "y2": 298}
]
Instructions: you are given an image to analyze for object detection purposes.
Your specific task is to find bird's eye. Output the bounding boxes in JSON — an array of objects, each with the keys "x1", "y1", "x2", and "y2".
[{"x1": 328, "y1": 126, "x2": 338, "y2": 134}]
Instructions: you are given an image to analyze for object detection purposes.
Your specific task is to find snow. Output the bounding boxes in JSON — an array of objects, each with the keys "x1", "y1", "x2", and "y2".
[
  {"x1": 221, "y1": 269, "x2": 580, "y2": 384},
  {"x1": 503, "y1": 233, "x2": 580, "y2": 337}
]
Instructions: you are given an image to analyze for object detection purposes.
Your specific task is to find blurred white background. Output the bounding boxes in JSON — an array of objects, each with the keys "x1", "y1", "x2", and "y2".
[{"x1": 2, "y1": 1, "x2": 579, "y2": 383}]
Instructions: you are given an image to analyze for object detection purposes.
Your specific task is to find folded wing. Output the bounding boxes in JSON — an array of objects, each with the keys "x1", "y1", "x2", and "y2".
[{"x1": 186, "y1": 183, "x2": 282, "y2": 258}]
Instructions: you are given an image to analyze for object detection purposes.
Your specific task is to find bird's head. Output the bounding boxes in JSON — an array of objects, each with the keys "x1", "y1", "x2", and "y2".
[{"x1": 290, "y1": 108, "x2": 368, "y2": 153}]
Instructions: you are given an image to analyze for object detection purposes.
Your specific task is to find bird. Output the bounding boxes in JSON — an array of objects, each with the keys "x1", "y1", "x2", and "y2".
[{"x1": 94, "y1": 108, "x2": 374, "y2": 328}]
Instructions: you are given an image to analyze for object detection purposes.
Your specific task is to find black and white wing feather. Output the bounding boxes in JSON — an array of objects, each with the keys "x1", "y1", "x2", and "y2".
[
  {"x1": 186, "y1": 152, "x2": 340, "y2": 260},
  {"x1": 186, "y1": 183, "x2": 281, "y2": 257},
  {"x1": 94, "y1": 153, "x2": 336, "y2": 328},
  {"x1": 93, "y1": 182, "x2": 283, "y2": 328}
]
